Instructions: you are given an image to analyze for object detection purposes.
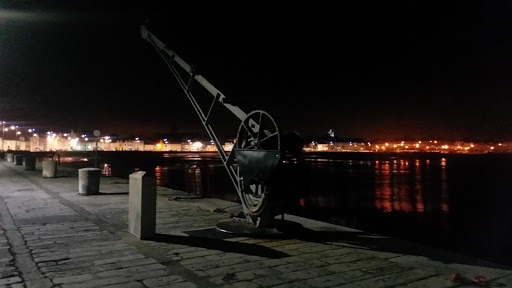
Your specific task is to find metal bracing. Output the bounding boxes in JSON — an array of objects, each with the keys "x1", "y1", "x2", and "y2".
[{"x1": 141, "y1": 24, "x2": 281, "y2": 227}]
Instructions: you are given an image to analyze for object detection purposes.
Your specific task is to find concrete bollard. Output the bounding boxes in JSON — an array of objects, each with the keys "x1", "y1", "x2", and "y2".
[
  {"x1": 128, "y1": 171, "x2": 156, "y2": 239},
  {"x1": 24, "y1": 156, "x2": 36, "y2": 171},
  {"x1": 6, "y1": 153, "x2": 13, "y2": 163},
  {"x1": 42, "y1": 160, "x2": 57, "y2": 178},
  {"x1": 14, "y1": 155, "x2": 23, "y2": 165},
  {"x1": 78, "y1": 168, "x2": 101, "y2": 196}
]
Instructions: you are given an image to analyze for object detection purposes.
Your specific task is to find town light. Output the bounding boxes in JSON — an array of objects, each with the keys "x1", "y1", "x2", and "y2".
[{"x1": 192, "y1": 141, "x2": 203, "y2": 150}]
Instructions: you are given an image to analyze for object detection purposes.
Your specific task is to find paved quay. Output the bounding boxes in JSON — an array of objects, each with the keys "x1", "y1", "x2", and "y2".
[{"x1": 0, "y1": 160, "x2": 511, "y2": 288}]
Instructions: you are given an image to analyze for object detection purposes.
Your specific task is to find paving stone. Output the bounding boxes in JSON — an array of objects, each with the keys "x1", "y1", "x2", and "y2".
[
  {"x1": 395, "y1": 276, "x2": 456, "y2": 288},
  {"x1": 350, "y1": 268, "x2": 436, "y2": 288},
  {"x1": 307, "y1": 270, "x2": 370, "y2": 287},
  {"x1": 278, "y1": 242, "x2": 317, "y2": 251},
  {"x1": 186, "y1": 256, "x2": 249, "y2": 271},
  {"x1": 232, "y1": 268, "x2": 280, "y2": 282},
  {"x1": 220, "y1": 281, "x2": 260, "y2": 288},
  {"x1": 60, "y1": 269, "x2": 168, "y2": 288},
  {"x1": 52, "y1": 274, "x2": 94, "y2": 284},
  {"x1": 259, "y1": 239, "x2": 304, "y2": 248},
  {"x1": 93, "y1": 254, "x2": 145, "y2": 266},
  {"x1": 361, "y1": 263, "x2": 410, "y2": 276},
  {"x1": 0, "y1": 276, "x2": 23, "y2": 285},
  {"x1": 167, "y1": 247, "x2": 203, "y2": 256},
  {"x1": 257, "y1": 258, "x2": 287, "y2": 267},
  {"x1": 179, "y1": 257, "x2": 208, "y2": 265},
  {"x1": 324, "y1": 257, "x2": 389, "y2": 273},
  {"x1": 206, "y1": 260, "x2": 272, "y2": 277},
  {"x1": 166, "y1": 282, "x2": 197, "y2": 288},
  {"x1": 274, "y1": 260, "x2": 327, "y2": 273},
  {"x1": 46, "y1": 257, "x2": 159, "y2": 278},
  {"x1": 273, "y1": 281, "x2": 315, "y2": 288},
  {"x1": 142, "y1": 275, "x2": 185, "y2": 287},
  {"x1": 321, "y1": 252, "x2": 374, "y2": 264},
  {"x1": 284, "y1": 268, "x2": 332, "y2": 281},
  {"x1": 96, "y1": 263, "x2": 166, "y2": 278},
  {"x1": 0, "y1": 266, "x2": 17, "y2": 277},
  {"x1": 492, "y1": 274, "x2": 512, "y2": 287},
  {"x1": 177, "y1": 249, "x2": 221, "y2": 259},
  {"x1": 253, "y1": 273, "x2": 293, "y2": 286},
  {"x1": 103, "y1": 282, "x2": 145, "y2": 288},
  {"x1": 297, "y1": 244, "x2": 336, "y2": 254}
]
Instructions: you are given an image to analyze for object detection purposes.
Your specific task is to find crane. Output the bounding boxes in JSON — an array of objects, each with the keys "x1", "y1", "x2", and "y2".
[{"x1": 141, "y1": 24, "x2": 284, "y2": 230}]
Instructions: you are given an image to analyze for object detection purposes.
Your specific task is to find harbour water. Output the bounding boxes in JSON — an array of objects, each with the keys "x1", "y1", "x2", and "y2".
[{"x1": 59, "y1": 151, "x2": 512, "y2": 265}]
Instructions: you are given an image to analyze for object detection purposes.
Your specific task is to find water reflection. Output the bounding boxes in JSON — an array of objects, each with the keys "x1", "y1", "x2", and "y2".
[
  {"x1": 415, "y1": 159, "x2": 424, "y2": 212},
  {"x1": 374, "y1": 158, "x2": 447, "y2": 213},
  {"x1": 155, "y1": 166, "x2": 162, "y2": 186},
  {"x1": 440, "y1": 158, "x2": 449, "y2": 212},
  {"x1": 102, "y1": 163, "x2": 112, "y2": 176}
]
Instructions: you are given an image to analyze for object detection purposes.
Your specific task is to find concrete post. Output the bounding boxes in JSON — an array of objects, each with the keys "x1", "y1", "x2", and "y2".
[
  {"x1": 128, "y1": 171, "x2": 156, "y2": 239},
  {"x1": 24, "y1": 156, "x2": 36, "y2": 171},
  {"x1": 42, "y1": 160, "x2": 57, "y2": 178},
  {"x1": 6, "y1": 153, "x2": 13, "y2": 163},
  {"x1": 14, "y1": 155, "x2": 23, "y2": 165},
  {"x1": 78, "y1": 168, "x2": 101, "y2": 195}
]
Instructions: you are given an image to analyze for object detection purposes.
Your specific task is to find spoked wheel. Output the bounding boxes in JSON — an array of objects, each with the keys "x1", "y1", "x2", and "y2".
[
  {"x1": 236, "y1": 110, "x2": 280, "y2": 151},
  {"x1": 235, "y1": 110, "x2": 281, "y2": 227}
]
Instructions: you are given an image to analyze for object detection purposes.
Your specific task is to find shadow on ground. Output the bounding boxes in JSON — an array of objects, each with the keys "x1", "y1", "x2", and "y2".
[
  {"x1": 159, "y1": 219, "x2": 512, "y2": 270},
  {"x1": 97, "y1": 192, "x2": 129, "y2": 195},
  {"x1": 281, "y1": 222, "x2": 512, "y2": 270},
  {"x1": 150, "y1": 232, "x2": 289, "y2": 259}
]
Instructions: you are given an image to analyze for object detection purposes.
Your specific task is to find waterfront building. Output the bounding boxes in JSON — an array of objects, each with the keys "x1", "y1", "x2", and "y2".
[
  {"x1": 1, "y1": 139, "x2": 27, "y2": 151},
  {"x1": 112, "y1": 140, "x2": 145, "y2": 151}
]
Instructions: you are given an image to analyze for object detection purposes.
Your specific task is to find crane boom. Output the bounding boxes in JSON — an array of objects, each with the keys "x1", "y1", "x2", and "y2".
[{"x1": 141, "y1": 24, "x2": 282, "y2": 229}]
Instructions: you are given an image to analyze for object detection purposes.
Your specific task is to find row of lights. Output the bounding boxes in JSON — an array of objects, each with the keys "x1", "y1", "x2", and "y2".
[{"x1": 1, "y1": 122, "x2": 37, "y2": 137}]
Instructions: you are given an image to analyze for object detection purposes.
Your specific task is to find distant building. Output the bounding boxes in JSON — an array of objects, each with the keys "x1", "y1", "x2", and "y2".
[
  {"x1": 112, "y1": 140, "x2": 144, "y2": 151},
  {"x1": 1, "y1": 139, "x2": 26, "y2": 151}
]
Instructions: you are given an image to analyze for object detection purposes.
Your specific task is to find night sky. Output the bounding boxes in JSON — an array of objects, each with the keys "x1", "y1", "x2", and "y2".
[{"x1": 1, "y1": 1, "x2": 511, "y2": 141}]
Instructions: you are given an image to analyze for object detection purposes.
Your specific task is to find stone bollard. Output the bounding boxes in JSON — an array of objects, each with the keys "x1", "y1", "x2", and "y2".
[
  {"x1": 6, "y1": 153, "x2": 13, "y2": 163},
  {"x1": 42, "y1": 160, "x2": 57, "y2": 178},
  {"x1": 128, "y1": 171, "x2": 156, "y2": 239},
  {"x1": 24, "y1": 156, "x2": 36, "y2": 171},
  {"x1": 14, "y1": 155, "x2": 23, "y2": 165},
  {"x1": 78, "y1": 168, "x2": 101, "y2": 196}
]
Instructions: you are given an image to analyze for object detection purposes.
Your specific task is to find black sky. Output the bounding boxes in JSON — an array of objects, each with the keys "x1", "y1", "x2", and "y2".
[{"x1": 1, "y1": 1, "x2": 511, "y2": 141}]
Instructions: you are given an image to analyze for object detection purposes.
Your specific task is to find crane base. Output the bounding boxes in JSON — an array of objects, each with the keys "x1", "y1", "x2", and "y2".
[
  {"x1": 216, "y1": 218, "x2": 304, "y2": 236},
  {"x1": 215, "y1": 219, "x2": 270, "y2": 235}
]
